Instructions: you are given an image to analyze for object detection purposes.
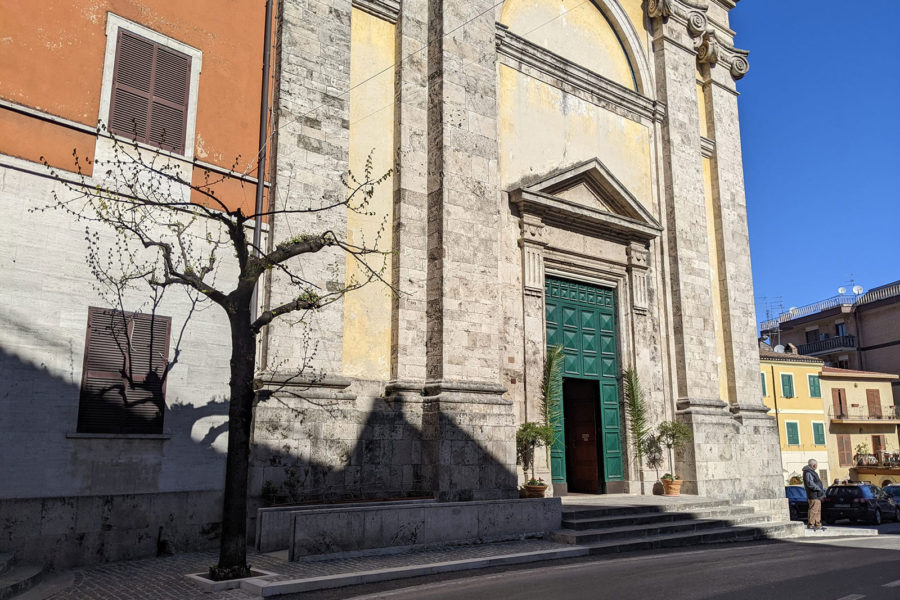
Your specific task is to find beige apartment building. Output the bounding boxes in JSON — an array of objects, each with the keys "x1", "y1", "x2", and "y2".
[
  {"x1": 819, "y1": 367, "x2": 900, "y2": 485},
  {"x1": 760, "y1": 281, "x2": 900, "y2": 406}
]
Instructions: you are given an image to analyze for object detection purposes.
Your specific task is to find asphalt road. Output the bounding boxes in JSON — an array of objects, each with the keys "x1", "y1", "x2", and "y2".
[{"x1": 317, "y1": 525, "x2": 900, "y2": 600}]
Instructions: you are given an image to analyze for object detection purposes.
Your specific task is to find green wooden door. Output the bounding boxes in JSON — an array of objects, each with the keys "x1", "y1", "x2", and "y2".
[{"x1": 545, "y1": 277, "x2": 623, "y2": 488}]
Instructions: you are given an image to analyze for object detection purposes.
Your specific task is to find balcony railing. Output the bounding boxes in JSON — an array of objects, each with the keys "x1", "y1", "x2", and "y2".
[
  {"x1": 760, "y1": 294, "x2": 856, "y2": 331},
  {"x1": 856, "y1": 281, "x2": 900, "y2": 306},
  {"x1": 798, "y1": 335, "x2": 857, "y2": 355},
  {"x1": 828, "y1": 405, "x2": 900, "y2": 422}
]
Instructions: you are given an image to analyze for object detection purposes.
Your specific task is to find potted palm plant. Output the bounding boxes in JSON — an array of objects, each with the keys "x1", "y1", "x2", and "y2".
[
  {"x1": 516, "y1": 346, "x2": 564, "y2": 498},
  {"x1": 517, "y1": 422, "x2": 554, "y2": 497},
  {"x1": 656, "y1": 420, "x2": 693, "y2": 496}
]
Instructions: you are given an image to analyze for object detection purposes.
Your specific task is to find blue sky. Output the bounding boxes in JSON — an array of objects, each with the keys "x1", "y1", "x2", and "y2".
[{"x1": 730, "y1": 2, "x2": 900, "y2": 323}]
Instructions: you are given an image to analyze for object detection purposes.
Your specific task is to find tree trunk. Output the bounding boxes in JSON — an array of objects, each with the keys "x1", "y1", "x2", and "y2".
[{"x1": 214, "y1": 303, "x2": 257, "y2": 579}]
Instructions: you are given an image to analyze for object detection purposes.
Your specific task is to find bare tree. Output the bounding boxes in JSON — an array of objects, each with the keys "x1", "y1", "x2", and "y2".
[{"x1": 40, "y1": 126, "x2": 390, "y2": 579}]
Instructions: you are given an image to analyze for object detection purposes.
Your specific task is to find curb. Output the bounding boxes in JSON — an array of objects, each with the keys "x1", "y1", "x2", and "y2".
[{"x1": 240, "y1": 546, "x2": 590, "y2": 597}]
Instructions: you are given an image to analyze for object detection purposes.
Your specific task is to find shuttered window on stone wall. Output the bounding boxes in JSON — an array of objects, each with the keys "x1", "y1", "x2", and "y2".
[
  {"x1": 109, "y1": 28, "x2": 191, "y2": 154},
  {"x1": 760, "y1": 372, "x2": 767, "y2": 397},
  {"x1": 837, "y1": 434, "x2": 852, "y2": 466},
  {"x1": 785, "y1": 422, "x2": 800, "y2": 446},
  {"x1": 77, "y1": 307, "x2": 171, "y2": 434},
  {"x1": 781, "y1": 373, "x2": 794, "y2": 398},
  {"x1": 812, "y1": 422, "x2": 825, "y2": 446}
]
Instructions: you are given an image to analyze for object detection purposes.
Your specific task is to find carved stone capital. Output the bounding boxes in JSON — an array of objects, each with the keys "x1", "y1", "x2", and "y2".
[
  {"x1": 518, "y1": 213, "x2": 547, "y2": 247},
  {"x1": 647, "y1": 0, "x2": 750, "y2": 80},
  {"x1": 696, "y1": 30, "x2": 750, "y2": 80}
]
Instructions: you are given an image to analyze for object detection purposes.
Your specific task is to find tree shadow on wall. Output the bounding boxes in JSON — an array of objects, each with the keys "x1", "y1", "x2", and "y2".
[{"x1": 0, "y1": 343, "x2": 517, "y2": 566}]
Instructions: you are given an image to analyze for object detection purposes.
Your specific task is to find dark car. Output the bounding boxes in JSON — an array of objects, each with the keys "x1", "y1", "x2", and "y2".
[
  {"x1": 822, "y1": 484, "x2": 900, "y2": 525},
  {"x1": 785, "y1": 485, "x2": 809, "y2": 521},
  {"x1": 885, "y1": 484, "x2": 900, "y2": 502}
]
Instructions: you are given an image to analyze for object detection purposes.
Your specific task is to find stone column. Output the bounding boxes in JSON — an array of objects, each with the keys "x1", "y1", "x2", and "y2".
[
  {"x1": 520, "y1": 213, "x2": 552, "y2": 488},
  {"x1": 701, "y1": 46, "x2": 759, "y2": 408},
  {"x1": 264, "y1": 0, "x2": 353, "y2": 376},
  {"x1": 389, "y1": 0, "x2": 429, "y2": 392},
  {"x1": 649, "y1": 7, "x2": 721, "y2": 405},
  {"x1": 422, "y1": 0, "x2": 516, "y2": 501}
]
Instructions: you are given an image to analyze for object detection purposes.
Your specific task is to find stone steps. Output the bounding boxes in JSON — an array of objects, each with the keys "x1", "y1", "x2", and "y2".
[
  {"x1": 553, "y1": 498, "x2": 802, "y2": 554},
  {"x1": 560, "y1": 498, "x2": 731, "y2": 520},
  {"x1": 553, "y1": 513, "x2": 775, "y2": 544},
  {"x1": 0, "y1": 563, "x2": 43, "y2": 600},
  {"x1": 577, "y1": 521, "x2": 801, "y2": 555},
  {"x1": 561, "y1": 505, "x2": 756, "y2": 530}
]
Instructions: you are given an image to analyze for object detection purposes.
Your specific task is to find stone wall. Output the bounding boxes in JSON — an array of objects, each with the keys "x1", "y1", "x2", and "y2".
[{"x1": 0, "y1": 491, "x2": 222, "y2": 569}]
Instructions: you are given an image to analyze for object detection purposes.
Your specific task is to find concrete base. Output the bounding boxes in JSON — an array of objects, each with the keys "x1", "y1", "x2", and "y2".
[
  {"x1": 256, "y1": 498, "x2": 435, "y2": 553},
  {"x1": 280, "y1": 497, "x2": 561, "y2": 560}
]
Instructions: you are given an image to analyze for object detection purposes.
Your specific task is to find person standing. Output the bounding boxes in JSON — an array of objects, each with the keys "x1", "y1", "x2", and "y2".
[{"x1": 803, "y1": 459, "x2": 827, "y2": 530}]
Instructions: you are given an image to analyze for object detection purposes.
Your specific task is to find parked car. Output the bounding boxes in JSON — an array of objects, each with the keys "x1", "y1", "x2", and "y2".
[
  {"x1": 785, "y1": 485, "x2": 809, "y2": 521},
  {"x1": 884, "y1": 484, "x2": 900, "y2": 502},
  {"x1": 822, "y1": 484, "x2": 900, "y2": 525}
]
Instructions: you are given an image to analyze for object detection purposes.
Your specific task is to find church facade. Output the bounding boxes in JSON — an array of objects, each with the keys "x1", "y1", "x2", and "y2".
[
  {"x1": 0, "y1": 0, "x2": 784, "y2": 568},
  {"x1": 255, "y1": 0, "x2": 782, "y2": 512}
]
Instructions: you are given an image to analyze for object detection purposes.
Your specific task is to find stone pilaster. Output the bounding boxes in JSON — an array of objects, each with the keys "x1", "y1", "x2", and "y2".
[
  {"x1": 265, "y1": 0, "x2": 353, "y2": 375},
  {"x1": 389, "y1": 0, "x2": 429, "y2": 388},
  {"x1": 650, "y1": 10, "x2": 721, "y2": 402},
  {"x1": 422, "y1": 0, "x2": 516, "y2": 500},
  {"x1": 702, "y1": 55, "x2": 761, "y2": 408}
]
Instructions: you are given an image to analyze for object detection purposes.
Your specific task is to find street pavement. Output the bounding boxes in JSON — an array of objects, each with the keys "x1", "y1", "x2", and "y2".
[{"x1": 321, "y1": 524, "x2": 900, "y2": 600}]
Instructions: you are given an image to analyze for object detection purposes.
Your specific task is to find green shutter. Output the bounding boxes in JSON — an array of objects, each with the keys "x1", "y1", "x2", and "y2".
[
  {"x1": 786, "y1": 422, "x2": 800, "y2": 445},
  {"x1": 808, "y1": 375, "x2": 821, "y2": 398},
  {"x1": 813, "y1": 422, "x2": 825, "y2": 445},
  {"x1": 760, "y1": 372, "x2": 767, "y2": 397},
  {"x1": 781, "y1": 374, "x2": 794, "y2": 398}
]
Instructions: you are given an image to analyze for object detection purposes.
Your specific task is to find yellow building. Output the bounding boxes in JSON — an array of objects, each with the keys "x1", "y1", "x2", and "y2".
[
  {"x1": 819, "y1": 367, "x2": 900, "y2": 485},
  {"x1": 760, "y1": 343, "x2": 829, "y2": 483}
]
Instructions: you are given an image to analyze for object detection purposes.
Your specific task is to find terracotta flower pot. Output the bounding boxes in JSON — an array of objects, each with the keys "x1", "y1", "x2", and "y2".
[
  {"x1": 524, "y1": 484, "x2": 548, "y2": 498},
  {"x1": 661, "y1": 478, "x2": 683, "y2": 496}
]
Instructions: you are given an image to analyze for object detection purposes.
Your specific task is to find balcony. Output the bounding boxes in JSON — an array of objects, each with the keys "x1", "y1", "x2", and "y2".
[
  {"x1": 829, "y1": 404, "x2": 900, "y2": 424},
  {"x1": 798, "y1": 335, "x2": 857, "y2": 356}
]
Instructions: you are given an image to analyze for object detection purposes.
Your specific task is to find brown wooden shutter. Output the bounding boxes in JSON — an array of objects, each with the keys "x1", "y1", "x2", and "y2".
[
  {"x1": 837, "y1": 434, "x2": 852, "y2": 466},
  {"x1": 77, "y1": 308, "x2": 171, "y2": 434},
  {"x1": 832, "y1": 388, "x2": 846, "y2": 418},
  {"x1": 872, "y1": 435, "x2": 885, "y2": 461},
  {"x1": 108, "y1": 28, "x2": 191, "y2": 153},
  {"x1": 866, "y1": 389, "x2": 882, "y2": 418}
]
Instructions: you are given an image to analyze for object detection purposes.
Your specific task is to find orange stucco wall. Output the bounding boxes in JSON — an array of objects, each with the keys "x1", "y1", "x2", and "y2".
[{"x1": 0, "y1": 0, "x2": 272, "y2": 203}]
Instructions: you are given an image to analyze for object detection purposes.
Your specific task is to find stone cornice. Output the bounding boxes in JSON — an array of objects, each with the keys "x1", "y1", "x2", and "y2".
[
  {"x1": 351, "y1": 0, "x2": 400, "y2": 23},
  {"x1": 646, "y1": 0, "x2": 749, "y2": 80},
  {"x1": 496, "y1": 24, "x2": 664, "y2": 123}
]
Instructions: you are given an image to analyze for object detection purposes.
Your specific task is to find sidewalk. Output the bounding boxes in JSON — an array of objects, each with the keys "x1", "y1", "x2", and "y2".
[{"x1": 26, "y1": 539, "x2": 584, "y2": 599}]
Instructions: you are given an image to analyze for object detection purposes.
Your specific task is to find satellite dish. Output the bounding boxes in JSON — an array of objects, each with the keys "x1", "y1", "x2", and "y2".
[
  {"x1": 852, "y1": 285, "x2": 864, "y2": 295},
  {"x1": 774, "y1": 345, "x2": 785, "y2": 353},
  {"x1": 788, "y1": 307, "x2": 798, "y2": 313},
  {"x1": 838, "y1": 287, "x2": 846, "y2": 294}
]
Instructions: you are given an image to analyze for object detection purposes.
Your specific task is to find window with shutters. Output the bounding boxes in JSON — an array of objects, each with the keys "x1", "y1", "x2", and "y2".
[
  {"x1": 812, "y1": 422, "x2": 825, "y2": 446},
  {"x1": 832, "y1": 388, "x2": 847, "y2": 418},
  {"x1": 866, "y1": 389, "x2": 882, "y2": 418},
  {"x1": 108, "y1": 28, "x2": 191, "y2": 153},
  {"x1": 77, "y1": 307, "x2": 171, "y2": 434},
  {"x1": 785, "y1": 421, "x2": 800, "y2": 446},
  {"x1": 837, "y1": 434, "x2": 852, "y2": 466},
  {"x1": 780, "y1": 373, "x2": 794, "y2": 398},
  {"x1": 760, "y1": 372, "x2": 767, "y2": 398},
  {"x1": 807, "y1": 374, "x2": 821, "y2": 398}
]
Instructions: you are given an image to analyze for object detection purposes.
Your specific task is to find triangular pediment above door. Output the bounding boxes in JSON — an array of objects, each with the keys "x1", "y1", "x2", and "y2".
[{"x1": 512, "y1": 159, "x2": 662, "y2": 241}]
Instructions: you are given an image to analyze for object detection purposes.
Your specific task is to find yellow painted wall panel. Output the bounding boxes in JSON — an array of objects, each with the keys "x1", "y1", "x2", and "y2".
[
  {"x1": 500, "y1": 0, "x2": 636, "y2": 90},
  {"x1": 498, "y1": 65, "x2": 652, "y2": 206},
  {"x1": 343, "y1": 8, "x2": 395, "y2": 380}
]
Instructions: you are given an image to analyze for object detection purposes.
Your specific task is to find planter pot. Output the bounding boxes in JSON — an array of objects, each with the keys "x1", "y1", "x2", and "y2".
[
  {"x1": 524, "y1": 484, "x2": 548, "y2": 498},
  {"x1": 661, "y1": 478, "x2": 683, "y2": 496}
]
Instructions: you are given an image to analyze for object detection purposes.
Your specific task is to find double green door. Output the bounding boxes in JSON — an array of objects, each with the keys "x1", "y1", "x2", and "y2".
[{"x1": 545, "y1": 277, "x2": 623, "y2": 489}]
